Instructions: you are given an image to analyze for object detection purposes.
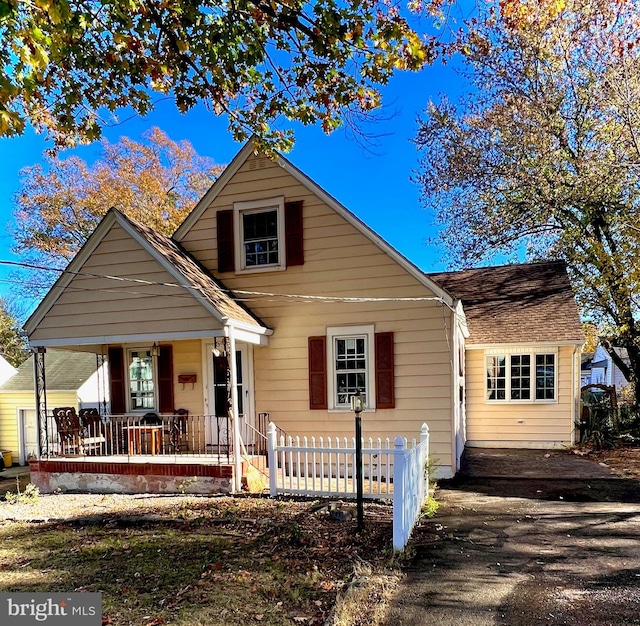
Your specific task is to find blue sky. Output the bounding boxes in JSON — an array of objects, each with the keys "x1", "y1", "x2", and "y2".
[{"x1": 0, "y1": 59, "x2": 465, "y2": 315}]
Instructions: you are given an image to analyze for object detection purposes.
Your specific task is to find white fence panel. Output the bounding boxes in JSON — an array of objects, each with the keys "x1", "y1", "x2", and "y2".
[
  {"x1": 392, "y1": 424, "x2": 430, "y2": 551},
  {"x1": 267, "y1": 422, "x2": 430, "y2": 551}
]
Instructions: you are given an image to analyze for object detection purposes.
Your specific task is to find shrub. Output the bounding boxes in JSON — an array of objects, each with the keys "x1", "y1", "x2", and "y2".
[{"x1": 5, "y1": 481, "x2": 40, "y2": 505}]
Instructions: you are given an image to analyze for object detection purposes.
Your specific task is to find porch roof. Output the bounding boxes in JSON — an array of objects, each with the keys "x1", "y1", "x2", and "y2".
[{"x1": 121, "y1": 210, "x2": 268, "y2": 329}]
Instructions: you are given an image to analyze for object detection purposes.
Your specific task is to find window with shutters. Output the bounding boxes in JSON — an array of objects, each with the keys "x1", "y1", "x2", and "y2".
[
  {"x1": 327, "y1": 325, "x2": 376, "y2": 410},
  {"x1": 308, "y1": 329, "x2": 394, "y2": 411},
  {"x1": 234, "y1": 197, "x2": 286, "y2": 273}
]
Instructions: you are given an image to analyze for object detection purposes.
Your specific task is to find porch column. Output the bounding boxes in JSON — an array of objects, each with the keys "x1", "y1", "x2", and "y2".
[
  {"x1": 33, "y1": 347, "x2": 48, "y2": 458},
  {"x1": 228, "y1": 326, "x2": 243, "y2": 493}
]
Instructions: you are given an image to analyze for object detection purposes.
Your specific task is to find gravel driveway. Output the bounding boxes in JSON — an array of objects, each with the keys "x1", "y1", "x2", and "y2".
[{"x1": 382, "y1": 449, "x2": 640, "y2": 626}]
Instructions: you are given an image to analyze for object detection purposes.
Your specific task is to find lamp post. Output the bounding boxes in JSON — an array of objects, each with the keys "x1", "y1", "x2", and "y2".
[{"x1": 351, "y1": 391, "x2": 365, "y2": 531}]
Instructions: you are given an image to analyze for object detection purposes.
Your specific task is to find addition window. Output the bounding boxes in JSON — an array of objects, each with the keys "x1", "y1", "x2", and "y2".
[
  {"x1": 234, "y1": 197, "x2": 286, "y2": 272},
  {"x1": 536, "y1": 354, "x2": 556, "y2": 400},
  {"x1": 327, "y1": 325, "x2": 376, "y2": 410},
  {"x1": 486, "y1": 349, "x2": 556, "y2": 402},
  {"x1": 128, "y1": 349, "x2": 155, "y2": 410}
]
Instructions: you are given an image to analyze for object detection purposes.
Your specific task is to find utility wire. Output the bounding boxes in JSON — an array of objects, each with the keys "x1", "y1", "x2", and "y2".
[{"x1": 0, "y1": 258, "x2": 458, "y2": 310}]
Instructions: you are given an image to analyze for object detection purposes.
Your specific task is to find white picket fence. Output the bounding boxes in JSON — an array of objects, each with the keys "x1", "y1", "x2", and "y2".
[{"x1": 267, "y1": 422, "x2": 430, "y2": 551}]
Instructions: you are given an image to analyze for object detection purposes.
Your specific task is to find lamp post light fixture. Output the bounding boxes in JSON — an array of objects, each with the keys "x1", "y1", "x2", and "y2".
[{"x1": 350, "y1": 390, "x2": 365, "y2": 530}]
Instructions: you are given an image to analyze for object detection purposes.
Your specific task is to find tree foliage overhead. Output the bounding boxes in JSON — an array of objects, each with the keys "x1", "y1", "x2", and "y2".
[
  {"x1": 415, "y1": 0, "x2": 640, "y2": 399},
  {"x1": 13, "y1": 126, "x2": 222, "y2": 269},
  {"x1": 0, "y1": 0, "x2": 434, "y2": 151},
  {"x1": 0, "y1": 298, "x2": 28, "y2": 368}
]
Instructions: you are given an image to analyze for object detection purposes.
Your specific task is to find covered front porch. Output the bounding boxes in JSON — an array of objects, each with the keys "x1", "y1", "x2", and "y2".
[
  {"x1": 30, "y1": 408, "x2": 271, "y2": 494},
  {"x1": 22, "y1": 208, "x2": 275, "y2": 494}
]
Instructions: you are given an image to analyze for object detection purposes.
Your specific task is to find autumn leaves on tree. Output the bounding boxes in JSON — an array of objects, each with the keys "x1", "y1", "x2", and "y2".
[
  {"x1": 4, "y1": 0, "x2": 640, "y2": 397},
  {"x1": 0, "y1": 0, "x2": 436, "y2": 152},
  {"x1": 415, "y1": 0, "x2": 640, "y2": 400},
  {"x1": 12, "y1": 127, "x2": 222, "y2": 269}
]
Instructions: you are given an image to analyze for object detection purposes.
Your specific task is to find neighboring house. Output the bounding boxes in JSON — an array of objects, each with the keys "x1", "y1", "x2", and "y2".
[
  {"x1": 0, "y1": 350, "x2": 107, "y2": 465},
  {"x1": 581, "y1": 353, "x2": 594, "y2": 388},
  {"x1": 21, "y1": 139, "x2": 584, "y2": 492},
  {"x1": 0, "y1": 355, "x2": 18, "y2": 386},
  {"x1": 588, "y1": 344, "x2": 630, "y2": 392}
]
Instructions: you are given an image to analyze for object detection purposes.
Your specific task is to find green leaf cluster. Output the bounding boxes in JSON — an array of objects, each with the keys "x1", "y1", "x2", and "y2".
[{"x1": 0, "y1": 0, "x2": 435, "y2": 150}]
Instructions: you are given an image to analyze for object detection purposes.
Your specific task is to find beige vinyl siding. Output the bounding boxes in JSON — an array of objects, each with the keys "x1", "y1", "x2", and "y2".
[
  {"x1": 0, "y1": 391, "x2": 78, "y2": 460},
  {"x1": 180, "y1": 154, "x2": 456, "y2": 471},
  {"x1": 29, "y1": 224, "x2": 220, "y2": 343},
  {"x1": 171, "y1": 340, "x2": 205, "y2": 416},
  {"x1": 465, "y1": 345, "x2": 577, "y2": 447}
]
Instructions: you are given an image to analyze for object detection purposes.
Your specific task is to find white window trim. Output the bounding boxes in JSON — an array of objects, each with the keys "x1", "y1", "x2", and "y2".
[
  {"x1": 126, "y1": 347, "x2": 158, "y2": 412},
  {"x1": 327, "y1": 325, "x2": 376, "y2": 412},
  {"x1": 233, "y1": 196, "x2": 286, "y2": 273},
  {"x1": 484, "y1": 346, "x2": 558, "y2": 404}
]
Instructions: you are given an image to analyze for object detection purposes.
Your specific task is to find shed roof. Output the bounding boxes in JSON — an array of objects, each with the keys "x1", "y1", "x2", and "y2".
[
  {"x1": 0, "y1": 350, "x2": 99, "y2": 392},
  {"x1": 429, "y1": 261, "x2": 584, "y2": 345}
]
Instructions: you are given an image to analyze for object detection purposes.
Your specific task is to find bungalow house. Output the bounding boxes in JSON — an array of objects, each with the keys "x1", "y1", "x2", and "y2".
[
  {"x1": 22, "y1": 139, "x2": 584, "y2": 494},
  {"x1": 0, "y1": 349, "x2": 107, "y2": 465}
]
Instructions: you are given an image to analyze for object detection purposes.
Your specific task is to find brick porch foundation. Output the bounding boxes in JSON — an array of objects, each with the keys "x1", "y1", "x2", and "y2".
[{"x1": 29, "y1": 460, "x2": 234, "y2": 494}]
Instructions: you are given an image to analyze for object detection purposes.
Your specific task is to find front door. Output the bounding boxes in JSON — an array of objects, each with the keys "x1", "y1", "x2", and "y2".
[{"x1": 206, "y1": 343, "x2": 253, "y2": 449}]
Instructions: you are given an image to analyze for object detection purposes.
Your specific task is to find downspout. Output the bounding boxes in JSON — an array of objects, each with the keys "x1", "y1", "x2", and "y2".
[
  {"x1": 571, "y1": 344, "x2": 579, "y2": 445},
  {"x1": 227, "y1": 325, "x2": 243, "y2": 493}
]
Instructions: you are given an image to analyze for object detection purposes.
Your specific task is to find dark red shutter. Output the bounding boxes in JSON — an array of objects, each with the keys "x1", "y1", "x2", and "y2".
[
  {"x1": 285, "y1": 200, "x2": 304, "y2": 266},
  {"x1": 158, "y1": 344, "x2": 174, "y2": 414},
  {"x1": 308, "y1": 336, "x2": 327, "y2": 410},
  {"x1": 375, "y1": 332, "x2": 395, "y2": 409},
  {"x1": 217, "y1": 209, "x2": 235, "y2": 273},
  {"x1": 108, "y1": 346, "x2": 126, "y2": 414}
]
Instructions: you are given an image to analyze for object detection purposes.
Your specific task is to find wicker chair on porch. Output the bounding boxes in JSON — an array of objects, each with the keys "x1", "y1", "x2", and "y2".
[{"x1": 52, "y1": 407, "x2": 83, "y2": 456}]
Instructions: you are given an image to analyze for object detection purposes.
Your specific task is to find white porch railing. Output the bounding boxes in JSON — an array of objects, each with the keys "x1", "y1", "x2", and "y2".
[{"x1": 267, "y1": 422, "x2": 430, "y2": 551}]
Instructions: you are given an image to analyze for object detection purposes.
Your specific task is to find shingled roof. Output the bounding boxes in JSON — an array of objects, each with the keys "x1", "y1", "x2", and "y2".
[
  {"x1": 0, "y1": 350, "x2": 99, "y2": 392},
  {"x1": 428, "y1": 262, "x2": 585, "y2": 345},
  {"x1": 118, "y1": 210, "x2": 267, "y2": 330}
]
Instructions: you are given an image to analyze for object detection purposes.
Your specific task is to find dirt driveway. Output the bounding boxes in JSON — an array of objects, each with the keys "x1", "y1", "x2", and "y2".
[{"x1": 382, "y1": 449, "x2": 640, "y2": 626}]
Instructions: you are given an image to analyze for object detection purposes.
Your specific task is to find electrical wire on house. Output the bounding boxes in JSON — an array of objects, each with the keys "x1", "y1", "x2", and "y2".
[{"x1": 0, "y1": 258, "x2": 461, "y2": 313}]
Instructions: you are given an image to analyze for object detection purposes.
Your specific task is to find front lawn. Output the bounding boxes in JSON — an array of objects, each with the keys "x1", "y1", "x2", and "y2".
[{"x1": 0, "y1": 495, "x2": 400, "y2": 626}]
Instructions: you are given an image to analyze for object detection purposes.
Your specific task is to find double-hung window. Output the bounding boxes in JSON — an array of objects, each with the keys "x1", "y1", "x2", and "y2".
[
  {"x1": 486, "y1": 348, "x2": 556, "y2": 402},
  {"x1": 327, "y1": 325, "x2": 376, "y2": 410},
  {"x1": 234, "y1": 197, "x2": 286, "y2": 272},
  {"x1": 128, "y1": 349, "x2": 155, "y2": 410}
]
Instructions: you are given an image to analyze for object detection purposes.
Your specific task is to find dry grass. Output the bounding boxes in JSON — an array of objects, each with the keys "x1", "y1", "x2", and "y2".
[
  {"x1": 0, "y1": 495, "x2": 401, "y2": 626},
  {"x1": 326, "y1": 561, "x2": 401, "y2": 626}
]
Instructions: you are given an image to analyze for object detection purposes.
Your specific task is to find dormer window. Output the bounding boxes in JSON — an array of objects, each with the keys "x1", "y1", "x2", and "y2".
[
  {"x1": 216, "y1": 199, "x2": 304, "y2": 273},
  {"x1": 234, "y1": 197, "x2": 286, "y2": 273}
]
